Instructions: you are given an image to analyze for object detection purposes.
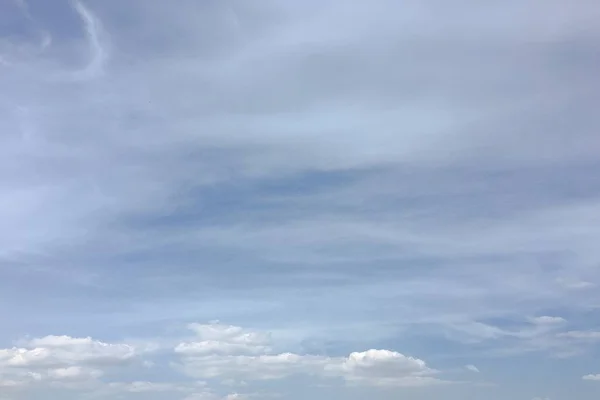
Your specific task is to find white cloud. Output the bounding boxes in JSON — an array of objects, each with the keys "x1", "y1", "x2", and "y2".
[
  {"x1": 465, "y1": 364, "x2": 480, "y2": 373},
  {"x1": 433, "y1": 316, "x2": 599, "y2": 359},
  {"x1": 71, "y1": 0, "x2": 109, "y2": 80},
  {"x1": 582, "y1": 374, "x2": 600, "y2": 381},
  {"x1": 175, "y1": 323, "x2": 443, "y2": 387},
  {"x1": 530, "y1": 316, "x2": 566, "y2": 325},
  {"x1": 1, "y1": 0, "x2": 600, "y2": 398},
  {"x1": 178, "y1": 352, "x2": 330, "y2": 381},
  {"x1": 11, "y1": 335, "x2": 136, "y2": 367},
  {"x1": 46, "y1": 366, "x2": 103, "y2": 381},
  {"x1": 176, "y1": 323, "x2": 272, "y2": 356},
  {"x1": 325, "y1": 349, "x2": 441, "y2": 387},
  {"x1": 0, "y1": 325, "x2": 425, "y2": 398},
  {"x1": 181, "y1": 386, "x2": 254, "y2": 400},
  {"x1": 0, "y1": 335, "x2": 138, "y2": 388},
  {"x1": 107, "y1": 381, "x2": 189, "y2": 393},
  {"x1": 224, "y1": 394, "x2": 245, "y2": 400},
  {"x1": 185, "y1": 392, "x2": 246, "y2": 400}
]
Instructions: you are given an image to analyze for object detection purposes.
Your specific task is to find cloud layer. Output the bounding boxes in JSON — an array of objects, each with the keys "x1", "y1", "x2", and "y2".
[
  {"x1": 175, "y1": 323, "x2": 441, "y2": 387},
  {"x1": 1, "y1": 320, "x2": 600, "y2": 399},
  {"x1": 1, "y1": 0, "x2": 600, "y2": 399},
  {"x1": 0, "y1": 322, "x2": 444, "y2": 398}
]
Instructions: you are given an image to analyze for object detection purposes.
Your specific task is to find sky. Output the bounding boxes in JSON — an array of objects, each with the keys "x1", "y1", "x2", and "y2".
[{"x1": 1, "y1": 0, "x2": 600, "y2": 399}]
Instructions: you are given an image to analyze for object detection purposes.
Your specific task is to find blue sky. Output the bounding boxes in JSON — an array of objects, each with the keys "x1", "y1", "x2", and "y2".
[{"x1": 1, "y1": 0, "x2": 600, "y2": 399}]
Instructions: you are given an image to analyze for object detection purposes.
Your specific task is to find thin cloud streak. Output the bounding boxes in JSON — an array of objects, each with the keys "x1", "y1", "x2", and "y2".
[{"x1": 71, "y1": 0, "x2": 109, "y2": 79}]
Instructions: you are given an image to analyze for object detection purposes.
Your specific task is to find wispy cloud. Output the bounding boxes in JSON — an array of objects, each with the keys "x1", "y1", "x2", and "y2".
[
  {"x1": 465, "y1": 365, "x2": 480, "y2": 373},
  {"x1": 70, "y1": 0, "x2": 109, "y2": 79},
  {"x1": 1, "y1": 0, "x2": 599, "y2": 399}
]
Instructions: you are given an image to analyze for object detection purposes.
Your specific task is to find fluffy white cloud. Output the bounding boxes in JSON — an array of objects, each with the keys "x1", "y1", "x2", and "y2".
[
  {"x1": 0, "y1": 335, "x2": 138, "y2": 388},
  {"x1": 187, "y1": 323, "x2": 271, "y2": 345},
  {"x1": 0, "y1": 323, "x2": 445, "y2": 396},
  {"x1": 325, "y1": 349, "x2": 441, "y2": 387},
  {"x1": 176, "y1": 322, "x2": 272, "y2": 356},
  {"x1": 0, "y1": 335, "x2": 135, "y2": 369},
  {"x1": 175, "y1": 323, "x2": 442, "y2": 387}
]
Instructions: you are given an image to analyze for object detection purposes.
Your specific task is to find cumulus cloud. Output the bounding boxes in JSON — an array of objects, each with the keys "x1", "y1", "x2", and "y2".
[
  {"x1": 0, "y1": 322, "x2": 447, "y2": 398},
  {"x1": 325, "y1": 349, "x2": 442, "y2": 387},
  {"x1": 175, "y1": 323, "x2": 442, "y2": 387},
  {"x1": 176, "y1": 322, "x2": 272, "y2": 356},
  {"x1": 10, "y1": 335, "x2": 135, "y2": 367},
  {"x1": 0, "y1": 335, "x2": 138, "y2": 388}
]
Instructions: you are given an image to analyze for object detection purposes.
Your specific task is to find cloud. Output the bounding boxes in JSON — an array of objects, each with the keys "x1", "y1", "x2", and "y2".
[
  {"x1": 582, "y1": 374, "x2": 600, "y2": 381},
  {"x1": 0, "y1": 335, "x2": 139, "y2": 389},
  {"x1": 175, "y1": 323, "x2": 443, "y2": 387},
  {"x1": 70, "y1": 0, "x2": 109, "y2": 79},
  {"x1": 0, "y1": 378, "x2": 22, "y2": 388},
  {"x1": 176, "y1": 322, "x2": 272, "y2": 356},
  {"x1": 0, "y1": 322, "x2": 448, "y2": 398},
  {"x1": 107, "y1": 381, "x2": 191, "y2": 393},
  {"x1": 465, "y1": 365, "x2": 479, "y2": 373},
  {"x1": 530, "y1": 316, "x2": 566, "y2": 325},
  {"x1": 17, "y1": 335, "x2": 136, "y2": 366},
  {"x1": 46, "y1": 366, "x2": 103, "y2": 381},
  {"x1": 433, "y1": 316, "x2": 600, "y2": 359},
  {"x1": 325, "y1": 349, "x2": 442, "y2": 387},
  {"x1": 555, "y1": 278, "x2": 596, "y2": 290},
  {"x1": 184, "y1": 392, "x2": 248, "y2": 400},
  {"x1": 1, "y1": 0, "x2": 600, "y2": 398},
  {"x1": 11, "y1": 0, "x2": 52, "y2": 50},
  {"x1": 557, "y1": 331, "x2": 600, "y2": 340}
]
